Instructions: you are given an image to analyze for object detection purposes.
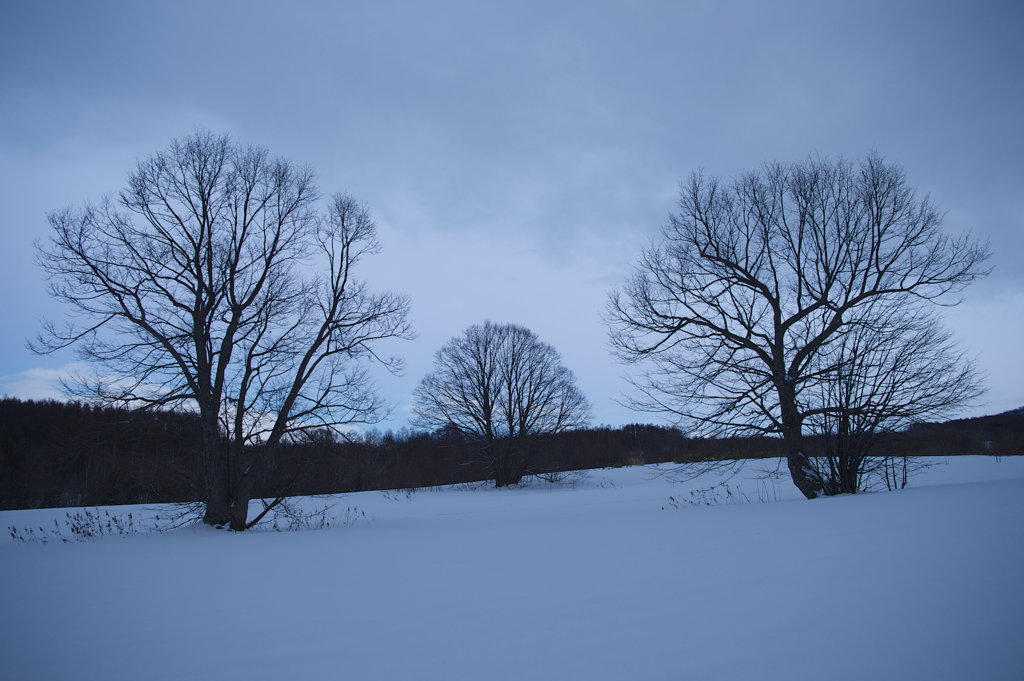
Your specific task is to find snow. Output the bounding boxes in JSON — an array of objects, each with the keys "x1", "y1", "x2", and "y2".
[{"x1": 2, "y1": 457, "x2": 1023, "y2": 680}]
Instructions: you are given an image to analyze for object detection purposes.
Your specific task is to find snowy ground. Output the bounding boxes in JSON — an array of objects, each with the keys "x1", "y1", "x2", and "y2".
[{"x1": 2, "y1": 456, "x2": 1022, "y2": 680}]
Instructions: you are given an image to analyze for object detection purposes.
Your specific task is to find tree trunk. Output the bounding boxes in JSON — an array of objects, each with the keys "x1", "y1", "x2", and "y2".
[
  {"x1": 201, "y1": 421, "x2": 231, "y2": 526},
  {"x1": 786, "y1": 446, "x2": 825, "y2": 499},
  {"x1": 228, "y1": 497, "x2": 249, "y2": 531},
  {"x1": 493, "y1": 441, "x2": 528, "y2": 487},
  {"x1": 779, "y1": 379, "x2": 825, "y2": 499},
  {"x1": 494, "y1": 443, "x2": 509, "y2": 487},
  {"x1": 226, "y1": 444, "x2": 275, "y2": 530}
]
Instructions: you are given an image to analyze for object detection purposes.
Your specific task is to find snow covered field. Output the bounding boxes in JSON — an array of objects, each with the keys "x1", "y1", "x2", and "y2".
[{"x1": 2, "y1": 456, "x2": 1022, "y2": 680}]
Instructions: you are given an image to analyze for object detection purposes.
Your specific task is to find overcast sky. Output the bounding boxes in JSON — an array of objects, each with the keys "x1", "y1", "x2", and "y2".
[{"x1": 1, "y1": 0, "x2": 1021, "y2": 431}]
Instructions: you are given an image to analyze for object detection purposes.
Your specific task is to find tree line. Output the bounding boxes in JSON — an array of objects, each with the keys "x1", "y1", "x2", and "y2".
[
  {"x1": 0, "y1": 396, "x2": 675, "y2": 510},
  {"x1": 3, "y1": 397, "x2": 1019, "y2": 511}
]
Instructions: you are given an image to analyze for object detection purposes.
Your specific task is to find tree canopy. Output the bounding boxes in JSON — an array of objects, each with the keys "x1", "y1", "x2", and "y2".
[
  {"x1": 607, "y1": 152, "x2": 989, "y2": 497},
  {"x1": 36, "y1": 130, "x2": 412, "y2": 528},
  {"x1": 412, "y1": 321, "x2": 591, "y2": 486}
]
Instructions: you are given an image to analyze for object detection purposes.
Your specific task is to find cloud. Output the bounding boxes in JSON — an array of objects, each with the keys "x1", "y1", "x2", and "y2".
[
  {"x1": 1, "y1": 364, "x2": 87, "y2": 402},
  {"x1": 1, "y1": 0, "x2": 1021, "y2": 429}
]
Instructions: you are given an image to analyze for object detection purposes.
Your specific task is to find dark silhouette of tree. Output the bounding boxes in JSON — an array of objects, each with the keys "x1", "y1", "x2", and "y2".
[
  {"x1": 412, "y1": 321, "x2": 591, "y2": 486},
  {"x1": 802, "y1": 304, "x2": 983, "y2": 493},
  {"x1": 607, "y1": 152, "x2": 989, "y2": 498},
  {"x1": 34, "y1": 130, "x2": 412, "y2": 528}
]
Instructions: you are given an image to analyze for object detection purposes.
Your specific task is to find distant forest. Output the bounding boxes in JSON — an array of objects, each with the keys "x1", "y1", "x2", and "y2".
[{"x1": 1, "y1": 397, "x2": 1021, "y2": 511}]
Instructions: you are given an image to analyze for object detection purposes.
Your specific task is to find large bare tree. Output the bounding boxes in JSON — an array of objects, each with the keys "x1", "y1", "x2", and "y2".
[
  {"x1": 412, "y1": 321, "x2": 591, "y2": 486},
  {"x1": 35, "y1": 130, "x2": 412, "y2": 529},
  {"x1": 607, "y1": 152, "x2": 989, "y2": 498}
]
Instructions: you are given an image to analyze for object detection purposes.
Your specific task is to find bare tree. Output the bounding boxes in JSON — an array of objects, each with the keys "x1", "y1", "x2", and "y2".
[
  {"x1": 802, "y1": 302, "x2": 984, "y2": 493},
  {"x1": 35, "y1": 130, "x2": 413, "y2": 529},
  {"x1": 412, "y1": 321, "x2": 591, "y2": 486},
  {"x1": 607, "y1": 152, "x2": 989, "y2": 498}
]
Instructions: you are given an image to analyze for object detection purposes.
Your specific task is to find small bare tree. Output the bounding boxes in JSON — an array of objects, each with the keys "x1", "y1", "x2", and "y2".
[
  {"x1": 802, "y1": 302, "x2": 984, "y2": 493},
  {"x1": 412, "y1": 321, "x2": 591, "y2": 486},
  {"x1": 35, "y1": 130, "x2": 413, "y2": 529},
  {"x1": 607, "y1": 152, "x2": 988, "y2": 498}
]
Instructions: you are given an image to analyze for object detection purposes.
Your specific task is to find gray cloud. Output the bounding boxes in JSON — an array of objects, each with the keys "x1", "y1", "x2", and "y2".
[{"x1": 2, "y1": 0, "x2": 1021, "y2": 427}]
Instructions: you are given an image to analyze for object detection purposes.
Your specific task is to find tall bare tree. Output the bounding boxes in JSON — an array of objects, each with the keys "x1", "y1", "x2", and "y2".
[
  {"x1": 412, "y1": 321, "x2": 590, "y2": 486},
  {"x1": 35, "y1": 130, "x2": 412, "y2": 529},
  {"x1": 607, "y1": 152, "x2": 989, "y2": 498}
]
